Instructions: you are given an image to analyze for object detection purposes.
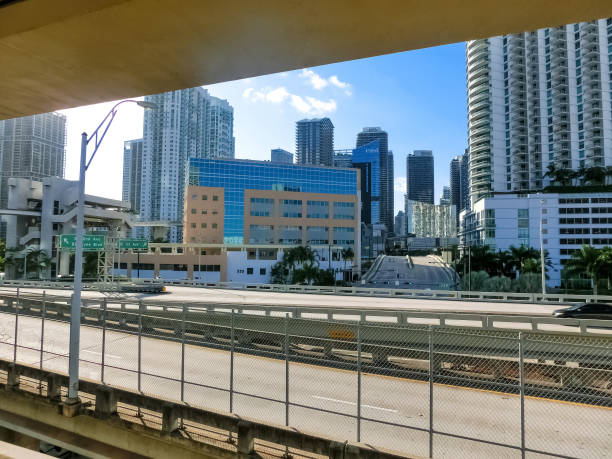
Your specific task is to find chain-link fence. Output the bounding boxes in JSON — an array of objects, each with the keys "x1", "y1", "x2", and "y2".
[{"x1": 0, "y1": 290, "x2": 611, "y2": 458}]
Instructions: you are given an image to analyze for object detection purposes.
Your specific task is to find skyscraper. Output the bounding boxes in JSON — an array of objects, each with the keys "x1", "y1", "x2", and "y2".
[
  {"x1": 295, "y1": 118, "x2": 334, "y2": 166},
  {"x1": 122, "y1": 138, "x2": 143, "y2": 214},
  {"x1": 394, "y1": 210, "x2": 406, "y2": 236},
  {"x1": 139, "y1": 87, "x2": 234, "y2": 242},
  {"x1": 0, "y1": 112, "x2": 66, "y2": 236},
  {"x1": 356, "y1": 127, "x2": 393, "y2": 232},
  {"x1": 271, "y1": 148, "x2": 293, "y2": 164},
  {"x1": 440, "y1": 186, "x2": 451, "y2": 205},
  {"x1": 450, "y1": 151, "x2": 469, "y2": 228},
  {"x1": 406, "y1": 150, "x2": 434, "y2": 204},
  {"x1": 466, "y1": 19, "x2": 612, "y2": 203},
  {"x1": 352, "y1": 140, "x2": 382, "y2": 226}
]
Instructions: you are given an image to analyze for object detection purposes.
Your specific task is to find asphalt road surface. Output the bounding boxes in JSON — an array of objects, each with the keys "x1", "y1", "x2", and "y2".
[
  {"x1": 1, "y1": 313, "x2": 609, "y2": 458},
  {"x1": 1, "y1": 285, "x2": 565, "y2": 316},
  {"x1": 363, "y1": 255, "x2": 458, "y2": 290}
]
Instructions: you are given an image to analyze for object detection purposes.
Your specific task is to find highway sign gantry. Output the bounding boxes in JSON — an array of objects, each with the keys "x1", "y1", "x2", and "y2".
[
  {"x1": 118, "y1": 238, "x2": 149, "y2": 251},
  {"x1": 59, "y1": 234, "x2": 105, "y2": 251}
]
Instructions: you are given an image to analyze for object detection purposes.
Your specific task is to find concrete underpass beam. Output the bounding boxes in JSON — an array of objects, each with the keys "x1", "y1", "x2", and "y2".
[{"x1": 6, "y1": 364, "x2": 20, "y2": 390}]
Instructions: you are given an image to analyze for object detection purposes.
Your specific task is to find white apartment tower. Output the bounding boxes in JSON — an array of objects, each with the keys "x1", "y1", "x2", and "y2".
[
  {"x1": 467, "y1": 19, "x2": 612, "y2": 203},
  {"x1": 137, "y1": 87, "x2": 234, "y2": 242}
]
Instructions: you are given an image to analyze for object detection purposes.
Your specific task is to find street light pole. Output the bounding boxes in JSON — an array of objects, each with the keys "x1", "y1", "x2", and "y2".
[
  {"x1": 539, "y1": 197, "x2": 546, "y2": 296},
  {"x1": 66, "y1": 99, "x2": 156, "y2": 403}
]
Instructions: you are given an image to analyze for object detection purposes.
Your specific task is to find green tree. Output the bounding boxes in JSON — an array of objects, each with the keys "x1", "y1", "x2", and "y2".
[
  {"x1": 564, "y1": 245, "x2": 608, "y2": 296},
  {"x1": 513, "y1": 272, "x2": 541, "y2": 293},
  {"x1": 0, "y1": 239, "x2": 5, "y2": 272},
  {"x1": 83, "y1": 252, "x2": 99, "y2": 279},
  {"x1": 294, "y1": 262, "x2": 319, "y2": 285},
  {"x1": 583, "y1": 166, "x2": 606, "y2": 186},
  {"x1": 315, "y1": 269, "x2": 336, "y2": 286},
  {"x1": 483, "y1": 275, "x2": 512, "y2": 292},
  {"x1": 341, "y1": 247, "x2": 354, "y2": 278},
  {"x1": 25, "y1": 248, "x2": 51, "y2": 279},
  {"x1": 460, "y1": 270, "x2": 489, "y2": 291}
]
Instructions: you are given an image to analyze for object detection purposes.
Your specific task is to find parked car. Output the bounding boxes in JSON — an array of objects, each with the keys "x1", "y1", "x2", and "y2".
[{"x1": 552, "y1": 303, "x2": 612, "y2": 320}]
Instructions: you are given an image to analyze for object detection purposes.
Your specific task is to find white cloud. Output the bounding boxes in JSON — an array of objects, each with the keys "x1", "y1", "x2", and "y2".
[
  {"x1": 394, "y1": 177, "x2": 407, "y2": 193},
  {"x1": 329, "y1": 75, "x2": 352, "y2": 95},
  {"x1": 290, "y1": 95, "x2": 312, "y2": 113},
  {"x1": 299, "y1": 69, "x2": 352, "y2": 95},
  {"x1": 305, "y1": 97, "x2": 337, "y2": 113},
  {"x1": 243, "y1": 85, "x2": 336, "y2": 115},
  {"x1": 300, "y1": 69, "x2": 328, "y2": 90},
  {"x1": 265, "y1": 86, "x2": 290, "y2": 103}
]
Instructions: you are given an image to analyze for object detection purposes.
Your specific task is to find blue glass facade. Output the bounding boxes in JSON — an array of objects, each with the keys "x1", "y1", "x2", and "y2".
[
  {"x1": 352, "y1": 140, "x2": 381, "y2": 225},
  {"x1": 189, "y1": 158, "x2": 358, "y2": 244}
]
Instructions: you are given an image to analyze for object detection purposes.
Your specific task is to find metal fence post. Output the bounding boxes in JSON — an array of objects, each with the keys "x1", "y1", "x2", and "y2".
[
  {"x1": 284, "y1": 313, "x2": 289, "y2": 427},
  {"x1": 40, "y1": 291, "x2": 46, "y2": 371},
  {"x1": 428, "y1": 325, "x2": 434, "y2": 458},
  {"x1": 13, "y1": 287, "x2": 19, "y2": 363},
  {"x1": 230, "y1": 309, "x2": 235, "y2": 413},
  {"x1": 181, "y1": 305, "x2": 186, "y2": 402},
  {"x1": 519, "y1": 332, "x2": 526, "y2": 459},
  {"x1": 101, "y1": 298, "x2": 107, "y2": 383},
  {"x1": 357, "y1": 320, "x2": 362, "y2": 443},
  {"x1": 137, "y1": 301, "x2": 143, "y2": 418}
]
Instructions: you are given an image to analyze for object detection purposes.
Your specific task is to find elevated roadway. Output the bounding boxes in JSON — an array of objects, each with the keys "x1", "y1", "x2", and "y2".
[
  {"x1": 363, "y1": 256, "x2": 458, "y2": 290},
  {"x1": 1, "y1": 313, "x2": 610, "y2": 458}
]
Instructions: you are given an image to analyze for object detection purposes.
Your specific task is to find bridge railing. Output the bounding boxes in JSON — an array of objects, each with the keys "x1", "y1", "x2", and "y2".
[
  {"x1": 0, "y1": 293, "x2": 610, "y2": 458},
  {"x1": 2, "y1": 277, "x2": 612, "y2": 305}
]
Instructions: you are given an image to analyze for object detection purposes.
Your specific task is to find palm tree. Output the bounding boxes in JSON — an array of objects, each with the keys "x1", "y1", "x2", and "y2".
[
  {"x1": 564, "y1": 245, "x2": 607, "y2": 296},
  {"x1": 25, "y1": 248, "x2": 52, "y2": 279},
  {"x1": 604, "y1": 166, "x2": 612, "y2": 186},
  {"x1": 583, "y1": 166, "x2": 606, "y2": 186},
  {"x1": 295, "y1": 262, "x2": 319, "y2": 285},
  {"x1": 341, "y1": 247, "x2": 354, "y2": 278},
  {"x1": 509, "y1": 245, "x2": 531, "y2": 278}
]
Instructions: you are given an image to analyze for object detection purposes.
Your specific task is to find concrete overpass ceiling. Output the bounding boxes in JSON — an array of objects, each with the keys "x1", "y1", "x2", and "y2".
[{"x1": 1, "y1": 0, "x2": 612, "y2": 119}]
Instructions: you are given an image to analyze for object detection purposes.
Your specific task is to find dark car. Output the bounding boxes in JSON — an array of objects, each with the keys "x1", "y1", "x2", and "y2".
[{"x1": 553, "y1": 302, "x2": 612, "y2": 320}]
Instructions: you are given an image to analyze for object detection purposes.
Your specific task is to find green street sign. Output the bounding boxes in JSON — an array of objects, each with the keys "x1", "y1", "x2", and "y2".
[
  {"x1": 118, "y1": 238, "x2": 149, "y2": 250},
  {"x1": 59, "y1": 234, "x2": 105, "y2": 251}
]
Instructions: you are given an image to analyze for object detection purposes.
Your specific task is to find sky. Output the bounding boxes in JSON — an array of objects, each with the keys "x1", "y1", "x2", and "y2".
[{"x1": 59, "y1": 42, "x2": 467, "y2": 214}]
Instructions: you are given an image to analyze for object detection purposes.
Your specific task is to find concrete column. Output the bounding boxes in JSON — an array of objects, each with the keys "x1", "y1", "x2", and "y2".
[
  {"x1": 237, "y1": 421, "x2": 254, "y2": 458},
  {"x1": 59, "y1": 250, "x2": 70, "y2": 276},
  {"x1": 46, "y1": 374, "x2": 61, "y2": 402},
  {"x1": 95, "y1": 386, "x2": 117, "y2": 419},
  {"x1": 6, "y1": 364, "x2": 20, "y2": 390},
  {"x1": 161, "y1": 404, "x2": 180, "y2": 435}
]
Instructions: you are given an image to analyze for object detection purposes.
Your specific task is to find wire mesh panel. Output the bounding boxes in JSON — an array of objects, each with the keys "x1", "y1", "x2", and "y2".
[
  {"x1": 139, "y1": 311, "x2": 182, "y2": 398},
  {"x1": 359, "y1": 322, "x2": 430, "y2": 456},
  {"x1": 432, "y1": 328, "x2": 522, "y2": 458},
  {"x1": 183, "y1": 312, "x2": 232, "y2": 412},
  {"x1": 523, "y1": 333, "x2": 612, "y2": 459},
  {"x1": 287, "y1": 318, "x2": 358, "y2": 442},
  {"x1": 232, "y1": 313, "x2": 286, "y2": 425},
  {"x1": 0, "y1": 311, "x2": 17, "y2": 361},
  {"x1": 101, "y1": 309, "x2": 139, "y2": 391}
]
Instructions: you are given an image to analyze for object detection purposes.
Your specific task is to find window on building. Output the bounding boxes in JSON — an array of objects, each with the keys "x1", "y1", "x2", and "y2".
[
  {"x1": 202, "y1": 195, "x2": 207, "y2": 200},
  {"x1": 213, "y1": 195, "x2": 219, "y2": 201},
  {"x1": 212, "y1": 223, "x2": 218, "y2": 229},
  {"x1": 247, "y1": 267, "x2": 253, "y2": 275},
  {"x1": 191, "y1": 223, "x2": 196, "y2": 228},
  {"x1": 191, "y1": 208, "x2": 196, "y2": 214},
  {"x1": 201, "y1": 223, "x2": 207, "y2": 228},
  {"x1": 260, "y1": 268, "x2": 266, "y2": 275}
]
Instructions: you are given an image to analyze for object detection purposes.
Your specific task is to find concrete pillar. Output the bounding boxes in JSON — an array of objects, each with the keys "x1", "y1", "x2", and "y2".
[
  {"x1": 6, "y1": 364, "x2": 20, "y2": 390},
  {"x1": 237, "y1": 421, "x2": 254, "y2": 458},
  {"x1": 95, "y1": 386, "x2": 117, "y2": 419},
  {"x1": 162, "y1": 404, "x2": 180, "y2": 435},
  {"x1": 46, "y1": 374, "x2": 61, "y2": 402},
  {"x1": 59, "y1": 250, "x2": 70, "y2": 276}
]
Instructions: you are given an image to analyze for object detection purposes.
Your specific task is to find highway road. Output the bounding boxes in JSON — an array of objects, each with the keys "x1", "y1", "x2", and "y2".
[
  {"x1": 363, "y1": 255, "x2": 458, "y2": 290},
  {"x1": 1, "y1": 312, "x2": 610, "y2": 458},
  {"x1": 0, "y1": 285, "x2": 564, "y2": 316}
]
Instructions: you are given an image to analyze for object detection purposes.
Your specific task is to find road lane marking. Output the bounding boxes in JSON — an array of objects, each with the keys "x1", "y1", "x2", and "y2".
[
  {"x1": 312, "y1": 395, "x2": 397, "y2": 413},
  {"x1": 82, "y1": 349, "x2": 122, "y2": 359}
]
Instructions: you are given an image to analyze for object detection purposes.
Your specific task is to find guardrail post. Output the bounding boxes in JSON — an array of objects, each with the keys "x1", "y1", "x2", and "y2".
[
  {"x1": 237, "y1": 421, "x2": 255, "y2": 459},
  {"x1": 137, "y1": 302, "x2": 143, "y2": 418},
  {"x1": 101, "y1": 298, "x2": 107, "y2": 383},
  {"x1": 356, "y1": 320, "x2": 362, "y2": 443},
  {"x1": 519, "y1": 332, "x2": 526, "y2": 459},
  {"x1": 181, "y1": 305, "x2": 186, "y2": 428},
  {"x1": 6, "y1": 363, "x2": 20, "y2": 390},
  {"x1": 13, "y1": 288, "x2": 19, "y2": 363},
  {"x1": 428, "y1": 325, "x2": 434, "y2": 458},
  {"x1": 285, "y1": 313, "x2": 290, "y2": 427},
  {"x1": 46, "y1": 374, "x2": 61, "y2": 401},
  {"x1": 230, "y1": 308, "x2": 235, "y2": 413},
  {"x1": 162, "y1": 403, "x2": 180, "y2": 435},
  {"x1": 39, "y1": 291, "x2": 46, "y2": 374},
  {"x1": 95, "y1": 386, "x2": 117, "y2": 419}
]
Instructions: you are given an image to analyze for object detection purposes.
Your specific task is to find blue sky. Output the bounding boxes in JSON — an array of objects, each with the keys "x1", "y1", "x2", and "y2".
[{"x1": 61, "y1": 42, "x2": 467, "y2": 214}]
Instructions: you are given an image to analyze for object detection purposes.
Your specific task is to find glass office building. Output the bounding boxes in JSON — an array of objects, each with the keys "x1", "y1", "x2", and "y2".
[
  {"x1": 188, "y1": 158, "x2": 359, "y2": 244},
  {"x1": 351, "y1": 139, "x2": 381, "y2": 225}
]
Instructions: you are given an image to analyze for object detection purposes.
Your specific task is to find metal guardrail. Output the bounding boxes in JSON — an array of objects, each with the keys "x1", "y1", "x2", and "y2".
[
  {"x1": 1, "y1": 289, "x2": 611, "y2": 336},
  {"x1": 2, "y1": 278, "x2": 612, "y2": 305},
  {"x1": 0, "y1": 294, "x2": 610, "y2": 458}
]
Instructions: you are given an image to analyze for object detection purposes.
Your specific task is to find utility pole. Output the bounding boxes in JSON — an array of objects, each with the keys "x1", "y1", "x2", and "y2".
[{"x1": 539, "y1": 197, "x2": 546, "y2": 295}]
